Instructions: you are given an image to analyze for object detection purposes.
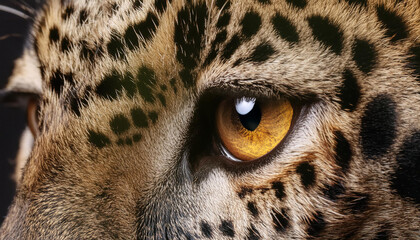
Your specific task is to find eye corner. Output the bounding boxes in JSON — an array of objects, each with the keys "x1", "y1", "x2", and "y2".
[
  {"x1": 0, "y1": 89, "x2": 41, "y2": 139},
  {"x1": 0, "y1": 90, "x2": 39, "y2": 106},
  {"x1": 27, "y1": 96, "x2": 41, "y2": 138}
]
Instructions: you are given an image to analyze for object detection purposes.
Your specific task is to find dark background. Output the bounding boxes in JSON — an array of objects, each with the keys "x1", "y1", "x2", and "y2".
[{"x1": 0, "y1": 0, "x2": 41, "y2": 225}]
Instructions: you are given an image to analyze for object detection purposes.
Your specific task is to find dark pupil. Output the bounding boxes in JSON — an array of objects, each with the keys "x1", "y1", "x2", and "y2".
[{"x1": 237, "y1": 102, "x2": 261, "y2": 131}]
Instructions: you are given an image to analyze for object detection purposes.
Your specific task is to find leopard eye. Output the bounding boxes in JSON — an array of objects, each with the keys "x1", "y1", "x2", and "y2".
[{"x1": 216, "y1": 97, "x2": 293, "y2": 161}]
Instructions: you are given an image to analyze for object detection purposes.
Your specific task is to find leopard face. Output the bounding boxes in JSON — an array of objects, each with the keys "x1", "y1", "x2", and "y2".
[{"x1": 0, "y1": 0, "x2": 419, "y2": 239}]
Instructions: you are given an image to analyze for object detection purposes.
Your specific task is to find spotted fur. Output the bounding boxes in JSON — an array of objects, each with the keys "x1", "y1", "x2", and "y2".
[{"x1": 1, "y1": 0, "x2": 419, "y2": 239}]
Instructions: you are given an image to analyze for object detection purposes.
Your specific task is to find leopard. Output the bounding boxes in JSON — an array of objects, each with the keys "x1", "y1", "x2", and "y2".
[{"x1": 0, "y1": 0, "x2": 419, "y2": 239}]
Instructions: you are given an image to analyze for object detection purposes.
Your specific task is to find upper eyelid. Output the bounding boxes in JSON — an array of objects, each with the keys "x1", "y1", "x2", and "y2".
[
  {"x1": 200, "y1": 80, "x2": 316, "y2": 104},
  {"x1": 200, "y1": 80, "x2": 281, "y2": 100},
  {"x1": 200, "y1": 74, "x2": 324, "y2": 102}
]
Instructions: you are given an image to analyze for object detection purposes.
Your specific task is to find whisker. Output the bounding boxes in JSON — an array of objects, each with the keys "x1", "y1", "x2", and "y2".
[
  {"x1": 0, "y1": 33, "x2": 23, "y2": 41},
  {"x1": 14, "y1": 0, "x2": 36, "y2": 16},
  {"x1": 0, "y1": 4, "x2": 30, "y2": 19}
]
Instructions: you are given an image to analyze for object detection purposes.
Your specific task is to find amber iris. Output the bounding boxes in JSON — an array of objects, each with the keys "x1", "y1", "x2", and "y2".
[{"x1": 216, "y1": 97, "x2": 293, "y2": 161}]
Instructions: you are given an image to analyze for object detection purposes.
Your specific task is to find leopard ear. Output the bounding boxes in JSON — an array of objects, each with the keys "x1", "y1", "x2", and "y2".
[{"x1": 0, "y1": 45, "x2": 42, "y2": 106}]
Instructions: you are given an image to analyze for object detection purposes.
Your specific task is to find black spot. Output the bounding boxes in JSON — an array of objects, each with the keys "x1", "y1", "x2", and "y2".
[
  {"x1": 79, "y1": 9, "x2": 88, "y2": 24},
  {"x1": 132, "y1": 12, "x2": 159, "y2": 45},
  {"x1": 136, "y1": 66, "x2": 156, "y2": 103},
  {"x1": 334, "y1": 131, "x2": 353, "y2": 172},
  {"x1": 216, "y1": 0, "x2": 230, "y2": 9},
  {"x1": 222, "y1": 34, "x2": 241, "y2": 60},
  {"x1": 70, "y1": 90, "x2": 90, "y2": 116},
  {"x1": 249, "y1": 42, "x2": 275, "y2": 63},
  {"x1": 49, "y1": 27, "x2": 60, "y2": 43},
  {"x1": 214, "y1": 31, "x2": 228, "y2": 45},
  {"x1": 96, "y1": 71, "x2": 122, "y2": 100},
  {"x1": 133, "y1": 133, "x2": 142, "y2": 142},
  {"x1": 407, "y1": 45, "x2": 420, "y2": 80},
  {"x1": 70, "y1": 97, "x2": 81, "y2": 116},
  {"x1": 121, "y1": 72, "x2": 136, "y2": 98},
  {"x1": 219, "y1": 220, "x2": 235, "y2": 237},
  {"x1": 107, "y1": 32, "x2": 125, "y2": 59},
  {"x1": 179, "y1": 69, "x2": 194, "y2": 88},
  {"x1": 64, "y1": 72, "x2": 74, "y2": 85},
  {"x1": 110, "y1": 114, "x2": 131, "y2": 135},
  {"x1": 39, "y1": 65, "x2": 45, "y2": 79},
  {"x1": 157, "y1": 93, "x2": 166, "y2": 107},
  {"x1": 307, "y1": 15, "x2": 344, "y2": 55},
  {"x1": 170, "y1": 78, "x2": 177, "y2": 93},
  {"x1": 271, "y1": 13, "x2": 299, "y2": 43},
  {"x1": 80, "y1": 41, "x2": 95, "y2": 61},
  {"x1": 95, "y1": 189, "x2": 110, "y2": 199},
  {"x1": 344, "y1": 0, "x2": 367, "y2": 6},
  {"x1": 200, "y1": 221, "x2": 213, "y2": 238},
  {"x1": 391, "y1": 132, "x2": 420, "y2": 204},
  {"x1": 140, "y1": 12, "x2": 159, "y2": 38},
  {"x1": 338, "y1": 69, "x2": 361, "y2": 112},
  {"x1": 353, "y1": 39, "x2": 377, "y2": 73},
  {"x1": 307, "y1": 212, "x2": 325, "y2": 237},
  {"x1": 344, "y1": 192, "x2": 370, "y2": 213},
  {"x1": 34, "y1": 37, "x2": 41, "y2": 61},
  {"x1": 376, "y1": 5, "x2": 408, "y2": 42},
  {"x1": 271, "y1": 181, "x2": 285, "y2": 200},
  {"x1": 241, "y1": 11, "x2": 261, "y2": 38},
  {"x1": 50, "y1": 71, "x2": 67, "y2": 95},
  {"x1": 174, "y1": 3, "x2": 207, "y2": 74},
  {"x1": 88, "y1": 130, "x2": 111, "y2": 148},
  {"x1": 360, "y1": 95, "x2": 397, "y2": 159},
  {"x1": 203, "y1": 31, "x2": 227, "y2": 66},
  {"x1": 323, "y1": 182, "x2": 345, "y2": 200},
  {"x1": 125, "y1": 137, "x2": 133, "y2": 145},
  {"x1": 238, "y1": 187, "x2": 253, "y2": 199},
  {"x1": 69, "y1": 96, "x2": 81, "y2": 116},
  {"x1": 160, "y1": 84, "x2": 167, "y2": 91},
  {"x1": 117, "y1": 138, "x2": 124, "y2": 146},
  {"x1": 271, "y1": 208, "x2": 289, "y2": 232},
  {"x1": 62, "y1": 6, "x2": 74, "y2": 20},
  {"x1": 296, "y1": 162, "x2": 316, "y2": 188},
  {"x1": 217, "y1": 13, "x2": 231, "y2": 28},
  {"x1": 262, "y1": 188, "x2": 271, "y2": 194},
  {"x1": 247, "y1": 202, "x2": 259, "y2": 217},
  {"x1": 247, "y1": 224, "x2": 261, "y2": 240},
  {"x1": 286, "y1": 0, "x2": 307, "y2": 9},
  {"x1": 155, "y1": 0, "x2": 170, "y2": 13},
  {"x1": 131, "y1": 107, "x2": 149, "y2": 128},
  {"x1": 373, "y1": 229, "x2": 390, "y2": 240},
  {"x1": 111, "y1": 3, "x2": 119, "y2": 12},
  {"x1": 183, "y1": 231, "x2": 194, "y2": 240},
  {"x1": 233, "y1": 58, "x2": 244, "y2": 67},
  {"x1": 148, "y1": 111, "x2": 158, "y2": 124},
  {"x1": 61, "y1": 36, "x2": 71, "y2": 52},
  {"x1": 124, "y1": 26, "x2": 139, "y2": 51},
  {"x1": 133, "y1": 0, "x2": 142, "y2": 9}
]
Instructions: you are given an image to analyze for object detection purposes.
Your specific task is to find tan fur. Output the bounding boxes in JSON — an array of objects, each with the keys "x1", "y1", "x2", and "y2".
[{"x1": 1, "y1": 0, "x2": 419, "y2": 239}]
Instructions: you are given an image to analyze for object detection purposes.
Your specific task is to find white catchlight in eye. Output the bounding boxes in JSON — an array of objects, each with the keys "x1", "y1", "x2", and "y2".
[{"x1": 235, "y1": 97, "x2": 256, "y2": 115}]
